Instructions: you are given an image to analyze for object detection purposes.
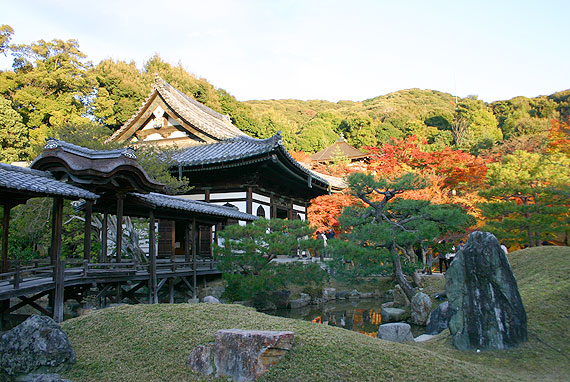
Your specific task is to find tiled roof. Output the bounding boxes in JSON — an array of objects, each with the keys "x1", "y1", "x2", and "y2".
[
  {"x1": 42, "y1": 138, "x2": 137, "y2": 159},
  {"x1": 131, "y1": 192, "x2": 258, "y2": 221},
  {"x1": 108, "y1": 76, "x2": 246, "y2": 142},
  {"x1": 171, "y1": 133, "x2": 345, "y2": 190},
  {"x1": 0, "y1": 163, "x2": 99, "y2": 200}
]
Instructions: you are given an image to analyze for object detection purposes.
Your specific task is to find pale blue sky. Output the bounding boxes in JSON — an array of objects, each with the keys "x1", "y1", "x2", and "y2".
[{"x1": 2, "y1": 0, "x2": 569, "y2": 102}]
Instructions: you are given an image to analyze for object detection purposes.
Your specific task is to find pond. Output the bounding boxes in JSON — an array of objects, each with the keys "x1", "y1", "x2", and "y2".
[{"x1": 270, "y1": 299, "x2": 425, "y2": 338}]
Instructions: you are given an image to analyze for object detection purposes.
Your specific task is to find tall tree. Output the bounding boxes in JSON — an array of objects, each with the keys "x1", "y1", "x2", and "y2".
[
  {"x1": 0, "y1": 96, "x2": 29, "y2": 161},
  {"x1": 332, "y1": 172, "x2": 475, "y2": 298},
  {"x1": 480, "y1": 150, "x2": 570, "y2": 247}
]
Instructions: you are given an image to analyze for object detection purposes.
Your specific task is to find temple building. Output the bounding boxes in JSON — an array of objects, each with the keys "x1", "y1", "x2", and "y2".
[{"x1": 108, "y1": 77, "x2": 345, "y2": 222}]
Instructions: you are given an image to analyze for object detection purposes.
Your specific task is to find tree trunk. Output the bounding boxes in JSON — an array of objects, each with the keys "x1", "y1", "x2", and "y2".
[{"x1": 392, "y1": 246, "x2": 416, "y2": 301}]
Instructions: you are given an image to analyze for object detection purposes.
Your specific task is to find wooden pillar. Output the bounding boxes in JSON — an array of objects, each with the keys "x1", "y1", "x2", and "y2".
[
  {"x1": 1, "y1": 204, "x2": 12, "y2": 273},
  {"x1": 246, "y1": 187, "x2": 253, "y2": 214},
  {"x1": 83, "y1": 200, "x2": 93, "y2": 261},
  {"x1": 101, "y1": 212, "x2": 108, "y2": 263},
  {"x1": 50, "y1": 198, "x2": 64, "y2": 267},
  {"x1": 214, "y1": 222, "x2": 222, "y2": 262},
  {"x1": 149, "y1": 210, "x2": 157, "y2": 304},
  {"x1": 53, "y1": 258, "x2": 65, "y2": 323},
  {"x1": 168, "y1": 278, "x2": 174, "y2": 304},
  {"x1": 116, "y1": 194, "x2": 124, "y2": 263},
  {"x1": 192, "y1": 218, "x2": 197, "y2": 299},
  {"x1": 184, "y1": 221, "x2": 190, "y2": 264}
]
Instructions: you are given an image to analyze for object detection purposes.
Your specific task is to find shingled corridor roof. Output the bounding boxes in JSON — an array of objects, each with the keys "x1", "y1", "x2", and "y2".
[
  {"x1": 0, "y1": 163, "x2": 99, "y2": 201},
  {"x1": 130, "y1": 192, "x2": 258, "y2": 221},
  {"x1": 108, "y1": 76, "x2": 246, "y2": 143}
]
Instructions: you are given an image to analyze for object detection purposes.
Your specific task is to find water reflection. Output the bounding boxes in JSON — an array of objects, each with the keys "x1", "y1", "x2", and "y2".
[{"x1": 271, "y1": 300, "x2": 424, "y2": 338}]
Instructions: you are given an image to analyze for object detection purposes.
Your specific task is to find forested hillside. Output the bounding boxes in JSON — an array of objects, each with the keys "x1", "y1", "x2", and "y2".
[{"x1": 1, "y1": 24, "x2": 569, "y2": 162}]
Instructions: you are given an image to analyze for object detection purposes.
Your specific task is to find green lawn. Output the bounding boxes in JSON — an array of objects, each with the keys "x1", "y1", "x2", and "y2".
[{"x1": 61, "y1": 246, "x2": 570, "y2": 382}]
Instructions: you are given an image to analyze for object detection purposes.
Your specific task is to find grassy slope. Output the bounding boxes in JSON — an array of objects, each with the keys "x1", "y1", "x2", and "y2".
[
  {"x1": 61, "y1": 247, "x2": 569, "y2": 382},
  {"x1": 418, "y1": 246, "x2": 570, "y2": 382}
]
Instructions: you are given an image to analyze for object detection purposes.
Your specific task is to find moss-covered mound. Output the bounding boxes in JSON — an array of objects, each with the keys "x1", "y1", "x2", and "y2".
[{"x1": 60, "y1": 246, "x2": 569, "y2": 382}]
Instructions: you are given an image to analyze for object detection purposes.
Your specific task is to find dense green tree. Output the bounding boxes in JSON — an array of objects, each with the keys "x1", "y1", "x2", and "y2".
[
  {"x1": 330, "y1": 172, "x2": 475, "y2": 298},
  {"x1": 0, "y1": 96, "x2": 29, "y2": 161},
  {"x1": 0, "y1": 38, "x2": 96, "y2": 153},
  {"x1": 480, "y1": 150, "x2": 570, "y2": 247},
  {"x1": 0, "y1": 25, "x2": 14, "y2": 55},
  {"x1": 215, "y1": 218, "x2": 327, "y2": 307},
  {"x1": 91, "y1": 59, "x2": 148, "y2": 130}
]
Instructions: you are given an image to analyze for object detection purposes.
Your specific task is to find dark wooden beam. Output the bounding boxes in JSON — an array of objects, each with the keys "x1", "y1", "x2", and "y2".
[
  {"x1": 116, "y1": 194, "x2": 124, "y2": 263},
  {"x1": 1, "y1": 204, "x2": 11, "y2": 273},
  {"x1": 53, "y1": 259, "x2": 65, "y2": 323},
  {"x1": 246, "y1": 187, "x2": 253, "y2": 214},
  {"x1": 184, "y1": 221, "x2": 190, "y2": 264},
  {"x1": 83, "y1": 200, "x2": 93, "y2": 261},
  {"x1": 192, "y1": 218, "x2": 197, "y2": 299},
  {"x1": 50, "y1": 198, "x2": 64, "y2": 267},
  {"x1": 149, "y1": 210, "x2": 157, "y2": 304},
  {"x1": 101, "y1": 212, "x2": 108, "y2": 263}
]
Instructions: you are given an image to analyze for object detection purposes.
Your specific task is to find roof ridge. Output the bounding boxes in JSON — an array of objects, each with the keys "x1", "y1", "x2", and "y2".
[
  {"x1": 0, "y1": 162, "x2": 52, "y2": 178},
  {"x1": 43, "y1": 138, "x2": 137, "y2": 159}
]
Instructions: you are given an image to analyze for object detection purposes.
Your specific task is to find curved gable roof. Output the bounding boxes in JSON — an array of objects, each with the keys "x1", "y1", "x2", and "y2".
[{"x1": 108, "y1": 76, "x2": 246, "y2": 143}]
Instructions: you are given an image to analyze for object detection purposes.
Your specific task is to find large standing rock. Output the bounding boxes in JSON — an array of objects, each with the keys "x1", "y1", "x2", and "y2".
[
  {"x1": 425, "y1": 301, "x2": 450, "y2": 335},
  {"x1": 322, "y1": 288, "x2": 336, "y2": 301},
  {"x1": 446, "y1": 231, "x2": 527, "y2": 350},
  {"x1": 377, "y1": 323, "x2": 414, "y2": 343},
  {"x1": 188, "y1": 329, "x2": 294, "y2": 382},
  {"x1": 0, "y1": 315, "x2": 75, "y2": 380},
  {"x1": 392, "y1": 285, "x2": 410, "y2": 308},
  {"x1": 202, "y1": 296, "x2": 220, "y2": 304},
  {"x1": 410, "y1": 292, "x2": 432, "y2": 326},
  {"x1": 380, "y1": 307, "x2": 408, "y2": 323}
]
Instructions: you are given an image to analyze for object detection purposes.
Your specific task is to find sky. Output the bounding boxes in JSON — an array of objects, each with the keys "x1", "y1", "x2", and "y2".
[{"x1": 2, "y1": 0, "x2": 569, "y2": 103}]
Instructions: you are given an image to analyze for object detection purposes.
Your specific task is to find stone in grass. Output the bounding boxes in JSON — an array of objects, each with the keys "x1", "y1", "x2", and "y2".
[
  {"x1": 380, "y1": 307, "x2": 408, "y2": 323},
  {"x1": 410, "y1": 292, "x2": 432, "y2": 326},
  {"x1": 188, "y1": 329, "x2": 295, "y2": 382},
  {"x1": 377, "y1": 323, "x2": 414, "y2": 343},
  {"x1": 0, "y1": 315, "x2": 75, "y2": 379},
  {"x1": 202, "y1": 296, "x2": 220, "y2": 304},
  {"x1": 19, "y1": 374, "x2": 72, "y2": 382},
  {"x1": 446, "y1": 231, "x2": 527, "y2": 351}
]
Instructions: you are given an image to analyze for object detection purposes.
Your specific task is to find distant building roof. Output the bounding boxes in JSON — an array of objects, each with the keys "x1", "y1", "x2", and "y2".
[
  {"x1": 310, "y1": 135, "x2": 368, "y2": 163},
  {"x1": 0, "y1": 163, "x2": 99, "y2": 202},
  {"x1": 108, "y1": 75, "x2": 246, "y2": 144}
]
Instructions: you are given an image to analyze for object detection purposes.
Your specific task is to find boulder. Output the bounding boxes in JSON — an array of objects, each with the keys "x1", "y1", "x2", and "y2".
[
  {"x1": 0, "y1": 315, "x2": 75, "y2": 380},
  {"x1": 188, "y1": 329, "x2": 294, "y2": 382},
  {"x1": 425, "y1": 301, "x2": 450, "y2": 335},
  {"x1": 335, "y1": 290, "x2": 349, "y2": 299},
  {"x1": 414, "y1": 334, "x2": 436, "y2": 343},
  {"x1": 203, "y1": 296, "x2": 220, "y2": 304},
  {"x1": 18, "y1": 374, "x2": 71, "y2": 382},
  {"x1": 348, "y1": 289, "x2": 360, "y2": 300},
  {"x1": 199, "y1": 285, "x2": 225, "y2": 300},
  {"x1": 380, "y1": 307, "x2": 408, "y2": 323},
  {"x1": 289, "y1": 293, "x2": 310, "y2": 309},
  {"x1": 446, "y1": 231, "x2": 527, "y2": 351},
  {"x1": 322, "y1": 288, "x2": 336, "y2": 301},
  {"x1": 381, "y1": 301, "x2": 394, "y2": 309},
  {"x1": 410, "y1": 292, "x2": 432, "y2": 326},
  {"x1": 392, "y1": 285, "x2": 410, "y2": 308},
  {"x1": 377, "y1": 323, "x2": 414, "y2": 343},
  {"x1": 411, "y1": 272, "x2": 424, "y2": 288},
  {"x1": 383, "y1": 289, "x2": 394, "y2": 300}
]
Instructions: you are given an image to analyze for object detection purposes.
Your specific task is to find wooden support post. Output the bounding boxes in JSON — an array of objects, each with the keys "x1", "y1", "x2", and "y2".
[
  {"x1": 101, "y1": 212, "x2": 108, "y2": 263},
  {"x1": 116, "y1": 282, "x2": 122, "y2": 303},
  {"x1": 169, "y1": 278, "x2": 174, "y2": 303},
  {"x1": 192, "y1": 218, "x2": 197, "y2": 299},
  {"x1": 214, "y1": 223, "x2": 222, "y2": 262},
  {"x1": 1, "y1": 204, "x2": 11, "y2": 273},
  {"x1": 50, "y1": 198, "x2": 64, "y2": 267},
  {"x1": 246, "y1": 187, "x2": 253, "y2": 214},
  {"x1": 83, "y1": 200, "x2": 93, "y2": 261},
  {"x1": 149, "y1": 210, "x2": 157, "y2": 304},
  {"x1": 116, "y1": 195, "x2": 124, "y2": 263},
  {"x1": 53, "y1": 259, "x2": 65, "y2": 323},
  {"x1": 184, "y1": 221, "x2": 190, "y2": 264}
]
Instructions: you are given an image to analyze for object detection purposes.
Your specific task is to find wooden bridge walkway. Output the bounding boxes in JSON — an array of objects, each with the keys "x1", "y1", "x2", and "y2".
[{"x1": 0, "y1": 258, "x2": 221, "y2": 328}]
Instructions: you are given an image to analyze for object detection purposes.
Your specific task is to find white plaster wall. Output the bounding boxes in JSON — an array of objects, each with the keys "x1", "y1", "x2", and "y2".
[
  {"x1": 252, "y1": 202, "x2": 270, "y2": 218},
  {"x1": 209, "y1": 191, "x2": 247, "y2": 200},
  {"x1": 178, "y1": 194, "x2": 205, "y2": 201},
  {"x1": 252, "y1": 192, "x2": 270, "y2": 204}
]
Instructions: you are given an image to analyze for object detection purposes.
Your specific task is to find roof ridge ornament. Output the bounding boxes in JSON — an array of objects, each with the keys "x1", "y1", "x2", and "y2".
[
  {"x1": 44, "y1": 138, "x2": 60, "y2": 150},
  {"x1": 121, "y1": 147, "x2": 137, "y2": 159}
]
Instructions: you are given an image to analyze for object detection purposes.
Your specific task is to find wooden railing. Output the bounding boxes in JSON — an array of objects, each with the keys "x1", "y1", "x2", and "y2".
[{"x1": 0, "y1": 257, "x2": 219, "y2": 292}]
